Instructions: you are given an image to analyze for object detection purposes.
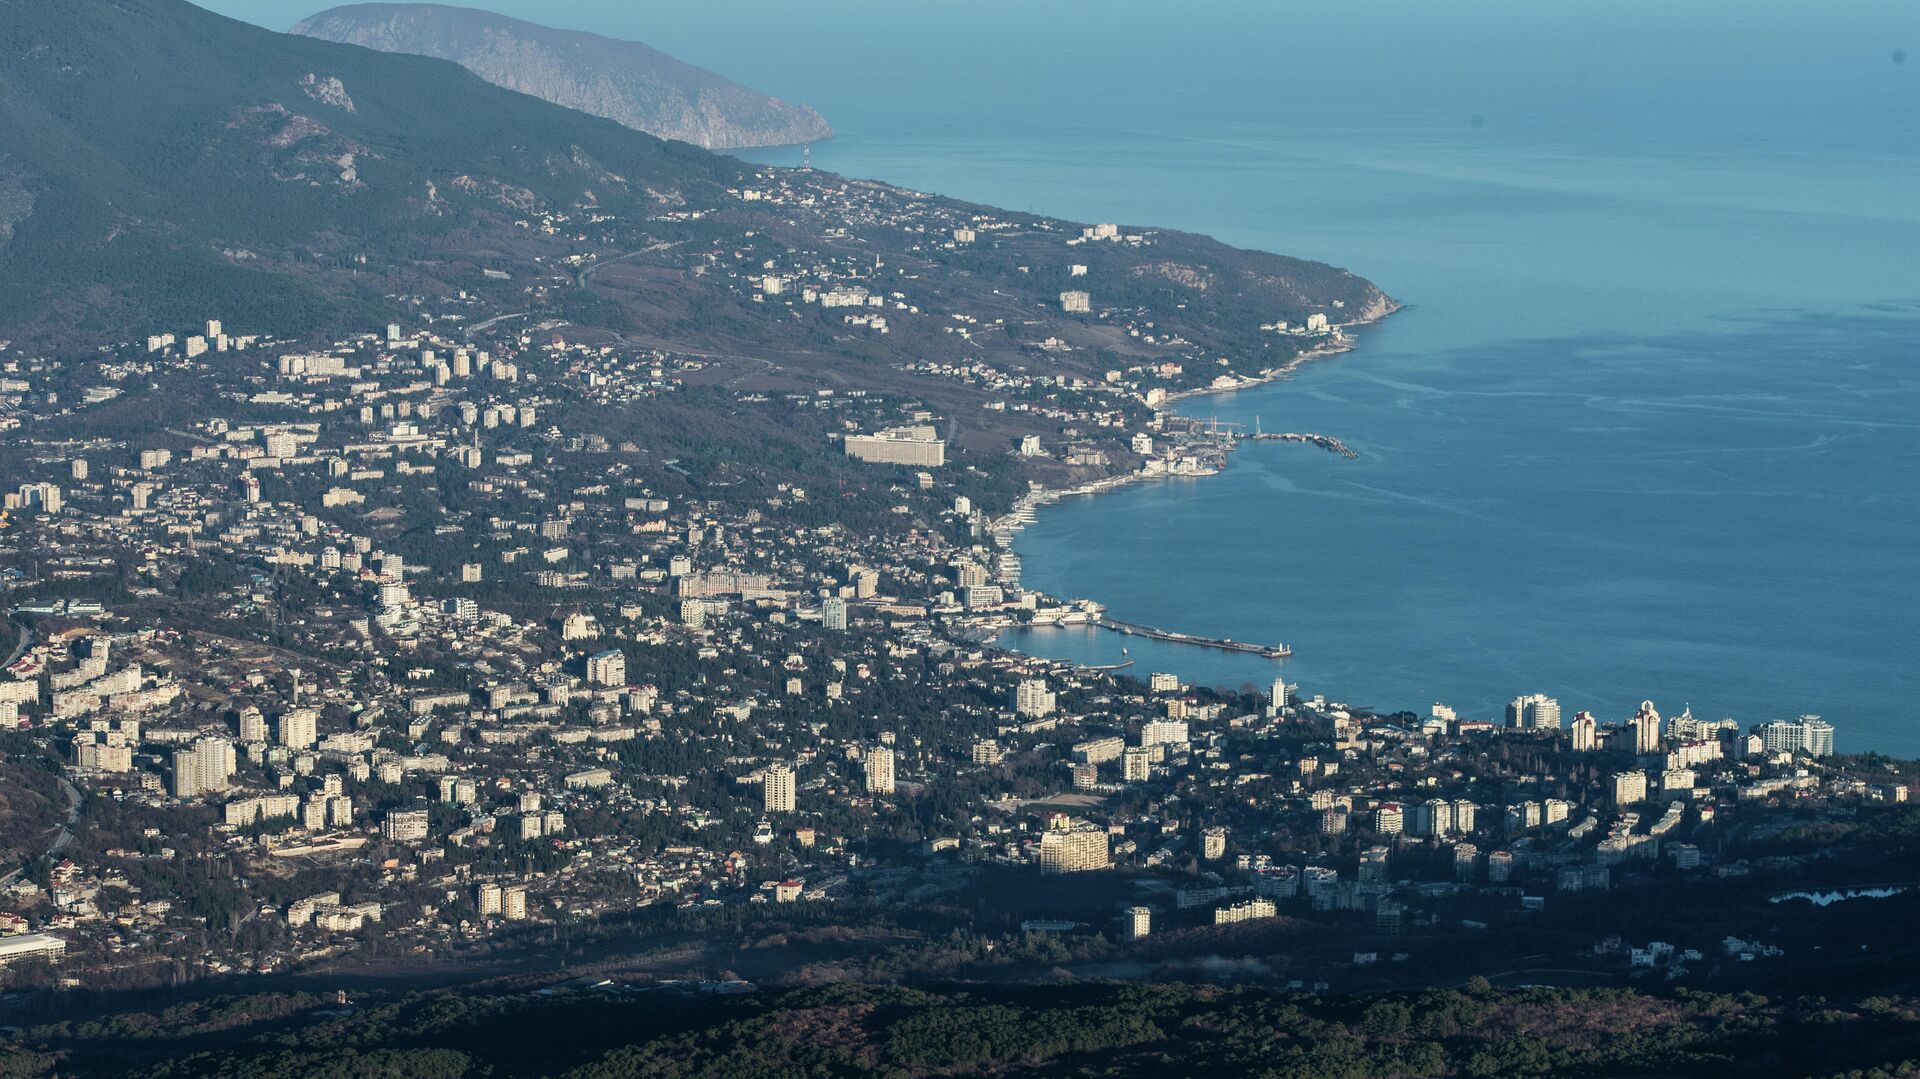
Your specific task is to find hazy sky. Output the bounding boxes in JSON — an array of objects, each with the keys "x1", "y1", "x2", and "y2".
[
  {"x1": 199, "y1": 0, "x2": 1918, "y2": 139},
  {"x1": 192, "y1": 0, "x2": 1919, "y2": 187}
]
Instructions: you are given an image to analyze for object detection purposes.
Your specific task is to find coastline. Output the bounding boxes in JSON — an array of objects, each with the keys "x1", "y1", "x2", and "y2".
[
  {"x1": 988, "y1": 298, "x2": 1401, "y2": 558},
  {"x1": 983, "y1": 297, "x2": 1400, "y2": 672},
  {"x1": 1159, "y1": 312, "x2": 1387, "y2": 406}
]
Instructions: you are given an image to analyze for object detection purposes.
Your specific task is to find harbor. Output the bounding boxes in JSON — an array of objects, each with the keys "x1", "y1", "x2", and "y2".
[
  {"x1": 981, "y1": 418, "x2": 1317, "y2": 668},
  {"x1": 1094, "y1": 615, "x2": 1291, "y2": 659},
  {"x1": 1239, "y1": 430, "x2": 1358, "y2": 459}
]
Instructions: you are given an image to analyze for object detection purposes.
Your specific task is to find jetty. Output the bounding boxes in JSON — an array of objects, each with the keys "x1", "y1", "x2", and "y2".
[
  {"x1": 1241, "y1": 431, "x2": 1356, "y2": 458},
  {"x1": 1239, "y1": 417, "x2": 1358, "y2": 458},
  {"x1": 1094, "y1": 616, "x2": 1290, "y2": 659},
  {"x1": 1168, "y1": 416, "x2": 1359, "y2": 459}
]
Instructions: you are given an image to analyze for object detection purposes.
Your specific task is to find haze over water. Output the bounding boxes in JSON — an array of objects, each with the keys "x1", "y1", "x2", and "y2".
[{"x1": 222, "y1": 1, "x2": 1920, "y2": 751}]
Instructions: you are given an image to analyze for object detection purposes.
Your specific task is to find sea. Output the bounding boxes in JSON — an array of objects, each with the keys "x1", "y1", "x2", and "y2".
[{"x1": 222, "y1": 0, "x2": 1920, "y2": 751}]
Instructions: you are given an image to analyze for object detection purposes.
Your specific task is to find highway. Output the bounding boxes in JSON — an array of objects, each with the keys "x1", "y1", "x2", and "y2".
[
  {"x1": 460, "y1": 311, "x2": 530, "y2": 338},
  {"x1": 3, "y1": 623, "x2": 30, "y2": 669},
  {"x1": 574, "y1": 240, "x2": 683, "y2": 289}
]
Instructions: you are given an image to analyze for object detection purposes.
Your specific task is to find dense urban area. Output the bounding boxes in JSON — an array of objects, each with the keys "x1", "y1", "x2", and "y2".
[
  {"x1": 1, "y1": 181, "x2": 1917, "y2": 1068},
  {"x1": 3, "y1": 1, "x2": 1920, "y2": 1074}
]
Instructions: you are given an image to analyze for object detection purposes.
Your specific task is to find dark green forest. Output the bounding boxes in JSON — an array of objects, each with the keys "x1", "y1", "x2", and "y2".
[
  {"x1": 0, "y1": 0, "x2": 733, "y2": 338},
  {"x1": 5, "y1": 979, "x2": 1920, "y2": 1078}
]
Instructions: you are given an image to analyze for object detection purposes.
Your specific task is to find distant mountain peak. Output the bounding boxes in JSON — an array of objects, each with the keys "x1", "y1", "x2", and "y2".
[{"x1": 292, "y1": 3, "x2": 832, "y2": 150}]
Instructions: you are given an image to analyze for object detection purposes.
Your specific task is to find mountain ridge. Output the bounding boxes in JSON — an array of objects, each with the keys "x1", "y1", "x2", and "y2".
[
  {"x1": 0, "y1": 0, "x2": 1393, "y2": 454},
  {"x1": 291, "y1": 2, "x2": 832, "y2": 150},
  {"x1": 0, "y1": 0, "x2": 735, "y2": 340}
]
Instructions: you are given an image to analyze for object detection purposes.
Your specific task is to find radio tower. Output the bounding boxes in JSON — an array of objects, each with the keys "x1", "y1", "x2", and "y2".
[{"x1": 802, "y1": 143, "x2": 812, "y2": 171}]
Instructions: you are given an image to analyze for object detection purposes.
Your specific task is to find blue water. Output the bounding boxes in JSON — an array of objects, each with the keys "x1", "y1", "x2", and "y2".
[{"x1": 216, "y1": 1, "x2": 1920, "y2": 751}]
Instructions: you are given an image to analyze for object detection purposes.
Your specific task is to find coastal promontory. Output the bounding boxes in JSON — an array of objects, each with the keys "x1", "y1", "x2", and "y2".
[{"x1": 292, "y1": 2, "x2": 832, "y2": 149}]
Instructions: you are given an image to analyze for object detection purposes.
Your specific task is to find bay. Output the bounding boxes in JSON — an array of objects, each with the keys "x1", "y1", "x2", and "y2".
[{"x1": 216, "y1": 0, "x2": 1920, "y2": 751}]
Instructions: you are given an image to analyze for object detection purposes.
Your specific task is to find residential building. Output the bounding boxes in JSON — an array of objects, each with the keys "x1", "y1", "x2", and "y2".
[
  {"x1": 170, "y1": 738, "x2": 235, "y2": 798},
  {"x1": 1611, "y1": 770, "x2": 1649, "y2": 805},
  {"x1": 764, "y1": 762, "x2": 796, "y2": 813},
  {"x1": 277, "y1": 707, "x2": 318, "y2": 750},
  {"x1": 1140, "y1": 719, "x2": 1189, "y2": 747},
  {"x1": 864, "y1": 745, "x2": 895, "y2": 795},
  {"x1": 1126, "y1": 906, "x2": 1152, "y2": 940},
  {"x1": 1013, "y1": 678, "x2": 1056, "y2": 718},
  {"x1": 1758, "y1": 715, "x2": 1835, "y2": 758},
  {"x1": 1201, "y1": 826, "x2": 1228, "y2": 860},
  {"x1": 1570, "y1": 711, "x2": 1598, "y2": 751},
  {"x1": 585, "y1": 649, "x2": 627, "y2": 687},
  {"x1": 1507, "y1": 693, "x2": 1562, "y2": 730},
  {"x1": 382, "y1": 809, "x2": 430, "y2": 842},
  {"x1": 822, "y1": 597, "x2": 848, "y2": 631},
  {"x1": 1037, "y1": 819, "x2": 1110, "y2": 873}
]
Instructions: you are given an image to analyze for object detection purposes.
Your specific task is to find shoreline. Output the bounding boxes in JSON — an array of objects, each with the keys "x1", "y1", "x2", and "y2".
[
  {"x1": 983, "y1": 299, "x2": 1401, "y2": 664},
  {"x1": 989, "y1": 298, "x2": 1400, "y2": 549},
  {"x1": 1159, "y1": 317, "x2": 1379, "y2": 406}
]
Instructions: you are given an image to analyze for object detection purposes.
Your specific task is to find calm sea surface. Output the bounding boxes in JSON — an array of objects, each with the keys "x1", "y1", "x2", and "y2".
[{"x1": 222, "y1": 0, "x2": 1920, "y2": 750}]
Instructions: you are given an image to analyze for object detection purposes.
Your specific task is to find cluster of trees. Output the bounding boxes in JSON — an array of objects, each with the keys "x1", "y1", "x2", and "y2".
[
  {"x1": 9, "y1": 980, "x2": 1920, "y2": 1078},
  {"x1": 0, "y1": 739, "x2": 65, "y2": 869}
]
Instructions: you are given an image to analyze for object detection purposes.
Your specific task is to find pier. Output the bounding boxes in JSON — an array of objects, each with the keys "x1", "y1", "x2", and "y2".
[
  {"x1": 1239, "y1": 417, "x2": 1358, "y2": 458},
  {"x1": 1239, "y1": 431, "x2": 1357, "y2": 458},
  {"x1": 1172, "y1": 416, "x2": 1359, "y2": 459},
  {"x1": 1094, "y1": 616, "x2": 1290, "y2": 658}
]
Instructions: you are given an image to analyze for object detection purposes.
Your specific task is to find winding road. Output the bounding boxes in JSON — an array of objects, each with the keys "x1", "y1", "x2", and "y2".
[
  {"x1": 0, "y1": 775, "x2": 80, "y2": 890},
  {"x1": 2, "y1": 624, "x2": 31, "y2": 669},
  {"x1": 574, "y1": 240, "x2": 683, "y2": 289},
  {"x1": 460, "y1": 311, "x2": 531, "y2": 338}
]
